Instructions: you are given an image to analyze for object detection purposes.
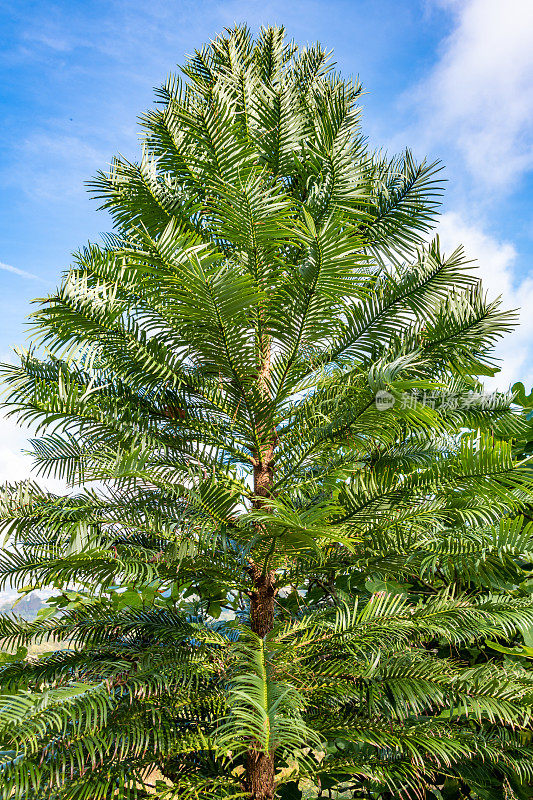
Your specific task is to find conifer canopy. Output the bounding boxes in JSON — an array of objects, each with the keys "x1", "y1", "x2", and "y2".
[{"x1": 1, "y1": 24, "x2": 533, "y2": 800}]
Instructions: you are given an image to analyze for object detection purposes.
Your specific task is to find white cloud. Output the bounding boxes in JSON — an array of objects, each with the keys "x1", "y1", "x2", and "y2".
[
  {"x1": 8, "y1": 133, "x2": 108, "y2": 201},
  {"x1": 408, "y1": 3, "x2": 533, "y2": 391},
  {"x1": 0, "y1": 414, "x2": 34, "y2": 485},
  {"x1": 412, "y1": 0, "x2": 533, "y2": 190},
  {"x1": 0, "y1": 412, "x2": 66, "y2": 493},
  {"x1": 437, "y1": 211, "x2": 533, "y2": 389},
  {"x1": 0, "y1": 261, "x2": 45, "y2": 282}
]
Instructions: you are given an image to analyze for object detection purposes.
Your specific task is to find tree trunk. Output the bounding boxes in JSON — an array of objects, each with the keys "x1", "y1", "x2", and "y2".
[
  {"x1": 246, "y1": 749, "x2": 275, "y2": 800},
  {"x1": 246, "y1": 475, "x2": 277, "y2": 798},
  {"x1": 249, "y1": 562, "x2": 276, "y2": 638},
  {"x1": 245, "y1": 572, "x2": 276, "y2": 799},
  {"x1": 246, "y1": 337, "x2": 277, "y2": 800}
]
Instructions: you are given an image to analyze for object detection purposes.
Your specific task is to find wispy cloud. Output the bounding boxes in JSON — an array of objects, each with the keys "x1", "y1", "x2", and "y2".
[
  {"x1": 403, "y1": 0, "x2": 533, "y2": 388},
  {"x1": 3, "y1": 133, "x2": 109, "y2": 202},
  {"x1": 437, "y1": 212, "x2": 533, "y2": 390},
  {"x1": 409, "y1": 0, "x2": 533, "y2": 191},
  {"x1": 0, "y1": 261, "x2": 46, "y2": 282},
  {"x1": 0, "y1": 410, "x2": 67, "y2": 492}
]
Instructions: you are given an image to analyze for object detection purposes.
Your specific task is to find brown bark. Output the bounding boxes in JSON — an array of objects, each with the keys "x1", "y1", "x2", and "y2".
[
  {"x1": 246, "y1": 466, "x2": 277, "y2": 797},
  {"x1": 248, "y1": 561, "x2": 277, "y2": 638},
  {"x1": 245, "y1": 750, "x2": 275, "y2": 800},
  {"x1": 253, "y1": 452, "x2": 275, "y2": 500},
  {"x1": 249, "y1": 440, "x2": 278, "y2": 638},
  {"x1": 245, "y1": 334, "x2": 278, "y2": 800},
  {"x1": 246, "y1": 561, "x2": 277, "y2": 799}
]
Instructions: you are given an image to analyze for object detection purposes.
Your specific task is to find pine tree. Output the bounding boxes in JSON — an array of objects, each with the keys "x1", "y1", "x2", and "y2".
[{"x1": 1, "y1": 25, "x2": 533, "y2": 800}]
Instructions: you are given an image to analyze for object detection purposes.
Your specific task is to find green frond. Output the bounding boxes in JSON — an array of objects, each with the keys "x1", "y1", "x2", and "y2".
[{"x1": 1, "y1": 23, "x2": 532, "y2": 800}]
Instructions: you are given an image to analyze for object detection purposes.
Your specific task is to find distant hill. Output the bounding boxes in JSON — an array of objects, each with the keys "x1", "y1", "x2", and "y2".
[{"x1": 0, "y1": 593, "x2": 46, "y2": 621}]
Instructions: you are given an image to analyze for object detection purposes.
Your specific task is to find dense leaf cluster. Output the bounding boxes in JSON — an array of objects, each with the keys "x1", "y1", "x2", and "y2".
[{"x1": 1, "y1": 25, "x2": 533, "y2": 800}]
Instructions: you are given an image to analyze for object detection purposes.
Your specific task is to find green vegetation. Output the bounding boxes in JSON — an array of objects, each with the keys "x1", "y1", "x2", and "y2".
[{"x1": 1, "y1": 24, "x2": 533, "y2": 800}]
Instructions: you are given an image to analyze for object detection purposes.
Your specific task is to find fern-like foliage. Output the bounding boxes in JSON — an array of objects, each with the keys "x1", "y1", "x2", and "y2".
[{"x1": 1, "y1": 24, "x2": 533, "y2": 800}]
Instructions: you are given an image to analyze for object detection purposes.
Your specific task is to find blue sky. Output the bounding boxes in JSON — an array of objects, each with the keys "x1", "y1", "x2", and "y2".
[{"x1": 0, "y1": 0, "x2": 533, "y2": 493}]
